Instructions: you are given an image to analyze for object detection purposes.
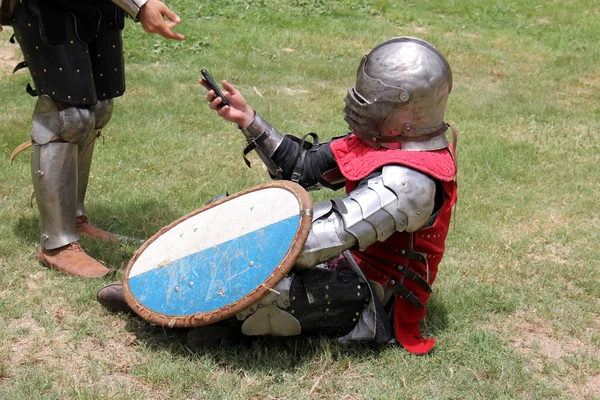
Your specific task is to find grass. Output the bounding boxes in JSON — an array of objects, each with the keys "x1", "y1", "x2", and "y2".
[{"x1": 1, "y1": 0, "x2": 599, "y2": 398}]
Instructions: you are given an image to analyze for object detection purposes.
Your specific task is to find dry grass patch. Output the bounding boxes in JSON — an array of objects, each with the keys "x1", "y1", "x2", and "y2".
[
  {"x1": 2, "y1": 310, "x2": 160, "y2": 398},
  {"x1": 489, "y1": 310, "x2": 600, "y2": 399}
]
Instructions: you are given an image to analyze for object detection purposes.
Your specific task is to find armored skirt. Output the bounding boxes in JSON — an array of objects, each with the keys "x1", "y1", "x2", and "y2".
[{"x1": 10, "y1": 0, "x2": 126, "y2": 106}]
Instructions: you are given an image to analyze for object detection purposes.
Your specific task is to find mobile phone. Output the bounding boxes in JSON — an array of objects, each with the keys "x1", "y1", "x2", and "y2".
[{"x1": 201, "y1": 69, "x2": 230, "y2": 106}]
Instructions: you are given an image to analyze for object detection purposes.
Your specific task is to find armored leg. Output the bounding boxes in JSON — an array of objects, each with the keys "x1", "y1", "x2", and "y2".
[
  {"x1": 32, "y1": 142, "x2": 79, "y2": 250},
  {"x1": 31, "y1": 96, "x2": 112, "y2": 278},
  {"x1": 187, "y1": 264, "x2": 376, "y2": 349},
  {"x1": 77, "y1": 99, "x2": 114, "y2": 217},
  {"x1": 74, "y1": 99, "x2": 122, "y2": 242}
]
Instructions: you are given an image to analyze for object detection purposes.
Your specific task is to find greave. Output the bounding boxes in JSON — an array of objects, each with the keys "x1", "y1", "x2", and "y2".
[
  {"x1": 76, "y1": 132, "x2": 96, "y2": 217},
  {"x1": 32, "y1": 142, "x2": 79, "y2": 250}
]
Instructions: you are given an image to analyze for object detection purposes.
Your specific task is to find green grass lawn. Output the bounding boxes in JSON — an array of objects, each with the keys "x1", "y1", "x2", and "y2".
[{"x1": 1, "y1": 0, "x2": 599, "y2": 398}]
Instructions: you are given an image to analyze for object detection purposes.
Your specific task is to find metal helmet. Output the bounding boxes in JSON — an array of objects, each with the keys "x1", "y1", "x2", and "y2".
[{"x1": 344, "y1": 37, "x2": 452, "y2": 150}]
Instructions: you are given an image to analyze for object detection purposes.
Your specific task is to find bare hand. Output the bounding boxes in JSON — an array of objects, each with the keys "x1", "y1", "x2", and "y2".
[
  {"x1": 138, "y1": 0, "x2": 185, "y2": 41},
  {"x1": 199, "y1": 79, "x2": 255, "y2": 128}
]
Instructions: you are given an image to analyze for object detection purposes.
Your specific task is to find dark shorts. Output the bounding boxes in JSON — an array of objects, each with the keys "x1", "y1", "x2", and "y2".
[{"x1": 11, "y1": 0, "x2": 126, "y2": 106}]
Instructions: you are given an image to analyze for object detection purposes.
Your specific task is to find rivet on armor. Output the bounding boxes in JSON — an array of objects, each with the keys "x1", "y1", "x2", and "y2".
[
  {"x1": 427, "y1": 235, "x2": 430, "y2": 238},
  {"x1": 43, "y1": 69, "x2": 47, "y2": 72},
  {"x1": 357, "y1": 292, "x2": 361, "y2": 297},
  {"x1": 352, "y1": 318, "x2": 357, "y2": 322},
  {"x1": 325, "y1": 294, "x2": 329, "y2": 299},
  {"x1": 291, "y1": 310, "x2": 295, "y2": 314},
  {"x1": 113, "y1": 45, "x2": 116, "y2": 48},
  {"x1": 249, "y1": 308, "x2": 255, "y2": 314},
  {"x1": 357, "y1": 285, "x2": 361, "y2": 289},
  {"x1": 372, "y1": 137, "x2": 377, "y2": 142},
  {"x1": 174, "y1": 287, "x2": 180, "y2": 292},
  {"x1": 116, "y1": 91, "x2": 120, "y2": 94},
  {"x1": 249, "y1": 261, "x2": 254, "y2": 267},
  {"x1": 52, "y1": 91, "x2": 55, "y2": 95},
  {"x1": 76, "y1": 69, "x2": 80, "y2": 73},
  {"x1": 35, "y1": 46, "x2": 38, "y2": 50},
  {"x1": 390, "y1": 280, "x2": 396, "y2": 285},
  {"x1": 237, "y1": 314, "x2": 243, "y2": 319},
  {"x1": 98, "y1": 54, "x2": 101, "y2": 58},
  {"x1": 327, "y1": 301, "x2": 331, "y2": 305},
  {"x1": 325, "y1": 285, "x2": 329, "y2": 290},
  {"x1": 27, "y1": 23, "x2": 31, "y2": 27},
  {"x1": 83, "y1": 98, "x2": 86, "y2": 102},
  {"x1": 355, "y1": 312, "x2": 360, "y2": 316},
  {"x1": 34, "y1": 170, "x2": 43, "y2": 176},
  {"x1": 292, "y1": 296, "x2": 296, "y2": 301},
  {"x1": 284, "y1": 301, "x2": 288, "y2": 305},
  {"x1": 401, "y1": 250, "x2": 406, "y2": 254},
  {"x1": 100, "y1": 73, "x2": 103, "y2": 77},
  {"x1": 189, "y1": 282, "x2": 194, "y2": 287},
  {"x1": 399, "y1": 91, "x2": 410, "y2": 102},
  {"x1": 67, "y1": 96, "x2": 71, "y2": 99},
  {"x1": 59, "y1": 68, "x2": 62, "y2": 71},
  {"x1": 326, "y1": 308, "x2": 330, "y2": 312},
  {"x1": 417, "y1": 212, "x2": 421, "y2": 215},
  {"x1": 114, "y1": 68, "x2": 117, "y2": 72}
]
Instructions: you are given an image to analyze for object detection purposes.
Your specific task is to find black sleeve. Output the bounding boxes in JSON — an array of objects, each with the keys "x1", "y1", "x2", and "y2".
[{"x1": 270, "y1": 136, "x2": 344, "y2": 191}]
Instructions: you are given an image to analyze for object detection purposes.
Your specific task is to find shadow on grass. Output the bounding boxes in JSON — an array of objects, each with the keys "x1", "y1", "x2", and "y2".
[
  {"x1": 123, "y1": 315, "x2": 386, "y2": 372},
  {"x1": 116, "y1": 293, "x2": 450, "y2": 372}
]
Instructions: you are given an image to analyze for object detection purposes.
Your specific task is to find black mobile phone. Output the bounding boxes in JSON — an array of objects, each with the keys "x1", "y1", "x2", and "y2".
[{"x1": 201, "y1": 69, "x2": 230, "y2": 106}]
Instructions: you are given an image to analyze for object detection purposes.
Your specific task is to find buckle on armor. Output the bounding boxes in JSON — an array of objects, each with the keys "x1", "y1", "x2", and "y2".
[
  {"x1": 243, "y1": 130, "x2": 283, "y2": 177},
  {"x1": 392, "y1": 281, "x2": 425, "y2": 309}
]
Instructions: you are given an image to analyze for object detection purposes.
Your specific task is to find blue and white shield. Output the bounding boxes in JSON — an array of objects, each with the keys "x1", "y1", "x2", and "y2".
[{"x1": 122, "y1": 181, "x2": 312, "y2": 328}]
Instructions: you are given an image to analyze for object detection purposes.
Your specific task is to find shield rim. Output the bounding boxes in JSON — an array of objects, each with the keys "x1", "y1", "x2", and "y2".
[{"x1": 122, "y1": 181, "x2": 313, "y2": 328}]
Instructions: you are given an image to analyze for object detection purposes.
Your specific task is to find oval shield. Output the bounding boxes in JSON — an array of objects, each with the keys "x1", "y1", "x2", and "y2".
[{"x1": 122, "y1": 181, "x2": 312, "y2": 328}]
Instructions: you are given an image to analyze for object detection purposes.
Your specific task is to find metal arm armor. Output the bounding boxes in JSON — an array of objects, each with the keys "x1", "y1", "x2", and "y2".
[
  {"x1": 240, "y1": 112, "x2": 286, "y2": 176},
  {"x1": 241, "y1": 112, "x2": 344, "y2": 191},
  {"x1": 296, "y1": 165, "x2": 437, "y2": 268},
  {"x1": 112, "y1": 0, "x2": 148, "y2": 20}
]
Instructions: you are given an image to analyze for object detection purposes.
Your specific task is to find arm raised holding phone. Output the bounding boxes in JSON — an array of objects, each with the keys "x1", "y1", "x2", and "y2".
[{"x1": 199, "y1": 75, "x2": 255, "y2": 129}]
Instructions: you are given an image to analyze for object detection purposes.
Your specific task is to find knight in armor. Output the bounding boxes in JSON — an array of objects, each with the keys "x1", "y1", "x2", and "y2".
[
  {"x1": 2, "y1": 0, "x2": 184, "y2": 278},
  {"x1": 97, "y1": 36, "x2": 458, "y2": 355}
]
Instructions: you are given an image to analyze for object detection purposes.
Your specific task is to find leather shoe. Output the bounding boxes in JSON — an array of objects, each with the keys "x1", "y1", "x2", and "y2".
[
  {"x1": 76, "y1": 215, "x2": 119, "y2": 242},
  {"x1": 39, "y1": 242, "x2": 114, "y2": 278},
  {"x1": 97, "y1": 283, "x2": 133, "y2": 314}
]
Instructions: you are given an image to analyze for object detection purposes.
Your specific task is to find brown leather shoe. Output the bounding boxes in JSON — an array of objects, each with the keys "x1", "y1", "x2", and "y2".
[
  {"x1": 97, "y1": 283, "x2": 133, "y2": 314},
  {"x1": 76, "y1": 215, "x2": 119, "y2": 242},
  {"x1": 38, "y1": 242, "x2": 114, "y2": 278}
]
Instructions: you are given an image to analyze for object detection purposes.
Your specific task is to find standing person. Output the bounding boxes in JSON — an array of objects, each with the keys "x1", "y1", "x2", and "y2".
[
  {"x1": 98, "y1": 36, "x2": 458, "y2": 354},
  {"x1": 1, "y1": 0, "x2": 184, "y2": 278}
]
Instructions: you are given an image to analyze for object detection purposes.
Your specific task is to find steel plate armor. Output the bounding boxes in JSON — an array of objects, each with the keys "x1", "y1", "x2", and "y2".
[{"x1": 343, "y1": 37, "x2": 452, "y2": 151}]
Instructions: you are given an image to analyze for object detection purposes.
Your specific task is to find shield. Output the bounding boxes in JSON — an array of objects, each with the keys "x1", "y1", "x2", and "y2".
[{"x1": 122, "y1": 181, "x2": 312, "y2": 328}]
